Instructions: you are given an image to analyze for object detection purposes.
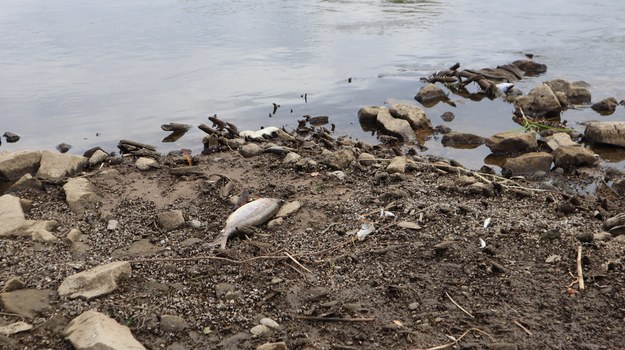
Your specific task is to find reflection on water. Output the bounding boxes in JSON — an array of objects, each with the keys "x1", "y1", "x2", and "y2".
[{"x1": 1, "y1": 0, "x2": 625, "y2": 170}]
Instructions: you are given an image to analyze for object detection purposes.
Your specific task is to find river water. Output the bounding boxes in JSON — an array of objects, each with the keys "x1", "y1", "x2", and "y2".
[{"x1": 2, "y1": 0, "x2": 625, "y2": 169}]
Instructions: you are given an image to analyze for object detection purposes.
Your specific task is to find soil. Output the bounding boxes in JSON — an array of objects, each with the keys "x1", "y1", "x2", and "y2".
[{"x1": 1, "y1": 136, "x2": 625, "y2": 350}]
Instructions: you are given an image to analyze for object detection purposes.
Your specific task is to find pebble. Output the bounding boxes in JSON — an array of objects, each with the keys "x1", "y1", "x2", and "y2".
[
  {"x1": 106, "y1": 220, "x2": 119, "y2": 231},
  {"x1": 188, "y1": 219, "x2": 202, "y2": 229},
  {"x1": 257, "y1": 342, "x2": 287, "y2": 350},
  {"x1": 593, "y1": 232, "x2": 612, "y2": 241},
  {"x1": 259, "y1": 317, "x2": 280, "y2": 329},
  {"x1": 215, "y1": 283, "x2": 235, "y2": 298},
  {"x1": 159, "y1": 314, "x2": 189, "y2": 333},
  {"x1": 240, "y1": 143, "x2": 262, "y2": 158},
  {"x1": 250, "y1": 324, "x2": 271, "y2": 336},
  {"x1": 545, "y1": 254, "x2": 561, "y2": 264},
  {"x1": 329, "y1": 170, "x2": 346, "y2": 181},
  {"x1": 408, "y1": 302, "x2": 419, "y2": 310},
  {"x1": 2, "y1": 276, "x2": 25, "y2": 292}
]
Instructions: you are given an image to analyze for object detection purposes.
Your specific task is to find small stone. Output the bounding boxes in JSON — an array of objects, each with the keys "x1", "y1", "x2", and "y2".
[
  {"x1": 66, "y1": 228, "x2": 83, "y2": 243},
  {"x1": 88, "y1": 150, "x2": 110, "y2": 166},
  {"x1": 270, "y1": 278, "x2": 283, "y2": 284},
  {"x1": 157, "y1": 210, "x2": 185, "y2": 231},
  {"x1": 328, "y1": 170, "x2": 346, "y2": 181},
  {"x1": 3, "y1": 132, "x2": 20, "y2": 143},
  {"x1": 440, "y1": 111, "x2": 455, "y2": 122},
  {"x1": 259, "y1": 318, "x2": 280, "y2": 329},
  {"x1": 135, "y1": 157, "x2": 159, "y2": 171},
  {"x1": 545, "y1": 255, "x2": 561, "y2": 264},
  {"x1": 56, "y1": 143, "x2": 72, "y2": 153},
  {"x1": 2, "y1": 276, "x2": 25, "y2": 292},
  {"x1": 240, "y1": 143, "x2": 262, "y2": 158},
  {"x1": 386, "y1": 156, "x2": 406, "y2": 174},
  {"x1": 225, "y1": 290, "x2": 242, "y2": 300},
  {"x1": 188, "y1": 219, "x2": 202, "y2": 228},
  {"x1": 267, "y1": 217, "x2": 284, "y2": 229},
  {"x1": 415, "y1": 83, "x2": 446, "y2": 104},
  {"x1": 107, "y1": 220, "x2": 119, "y2": 231},
  {"x1": 358, "y1": 153, "x2": 376, "y2": 166},
  {"x1": 250, "y1": 324, "x2": 271, "y2": 336},
  {"x1": 591, "y1": 97, "x2": 618, "y2": 115},
  {"x1": 397, "y1": 221, "x2": 421, "y2": 230},
  {"x1": 159, "y1": 315, "x2": 189, "y2": 333},
  {"x1": 408, "y1": 302, "x2": 419, "y2": 310},
  {"x1": 256, "y1": 342, "x2": 287, "y2": 350},
  {"x1": 58, "y1": 261, "x2": 131, "y2": 300},
  {"x1": 593, "y1": 232, "x2": 612, "y2": 241},
  {"x1": 283, "y1": 152, "x2": 301, "y2": 164},
  {"x1": 0, "y1": 289, "x2": 56, "y2": 319},
  {"x1": 576, "y1": 232, "x2": 593, "y2": 243},
  {"x1": 215, "y1": 283, "x2": 235, "y2": 298}
]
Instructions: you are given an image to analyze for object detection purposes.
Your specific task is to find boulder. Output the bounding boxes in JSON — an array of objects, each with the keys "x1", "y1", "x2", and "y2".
[
  {"x1": 591, "y1": 97, "x2": 619, "y2": 115},
  {"x1": 58, "y1": 261, "x2": 131, "y2": 300},
  {"x1": 35, "y1": 151, "x2": 86, "y2": 183},
  {"x1": 357, "y1": 106, "x2": 380, "y2": 124},
  {"x1": 584, "y1": 121, "x2": 625, "y2": 147},
  {"x1": 553, "y1": 146, "x2": 597, "y2": 168},
  {"x1": 63, "y1": 310, "x2": 145, "y2": 350},
  {"x1": 0, "y1": 195, "x2": 26, "y2": 237},
  {"x1": 542, "y1": 132, "x2": 578, "y2": 151},
  {"x1": 376, "y1": 108, "x2": 416, "y2": 142},
  {"x1": 0, "y1": 289, "x2": 56, "y2": 319},
  {"x1": 544, "y1": 79, "x2": 591, "y2": 105},
  {"x1": 389, "y1": 104, "x2": 432, "y2": 130},
  {"x1": 415, "y1": 83, "x2": 446, "y2": 104},
  {"x1": 63, "y1": 178, "x2": 102, "y2": 215},
  {"x1": 441, "y1": 132, "x2": 486, "y2": 149},
  {"x1": 514, "y1": 84, "x2": 562, "y2": 118},
  {"x1": 386, "y1": 156, "x2": 407, "y2": 174},
  {"x1": 502, "y1": 152, "x2": 553, "y2": 177},
  {"x1": 486, "y1": 132, "x2": 538, "y2": 154},
  {"x1": 157, "y1": 210, "x2": 185, "y2": 231},
  {"x1": 0, "y1": 150, "x2": 42, "y2": 181}
]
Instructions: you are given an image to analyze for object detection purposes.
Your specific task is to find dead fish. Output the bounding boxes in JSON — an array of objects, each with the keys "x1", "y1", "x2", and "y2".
[{"x1": 209, "y1": 198, "x2": 281, "y2": 249}]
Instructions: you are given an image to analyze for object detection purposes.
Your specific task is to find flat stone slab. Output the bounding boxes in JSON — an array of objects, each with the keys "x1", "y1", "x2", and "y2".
[
  {"x1": 0, "y1": 150, "x2": 42, "y2": 181},
  {"x1": 0, "y1": 289, "x2": 56, "y2": 319},
  {"x1": 36, "y1": 151, "x2": 86, "y2": 183},
  {"x1": 486, "y1": 131, "x2": 538, "y2": 154},
  {"x1": 112, "y1": 239, "x2": 164, "y2": 258},
  {"x1": 58, "y1": 261, "x2": 131, "y2": 300},
  {"x1": 63, "y1": 309, "x2": 146, "y2": 350},
  {"x1": 0, "y1": 194, "x2": 26, "y2": 237},
  {"x1": 503, "y1": 152, "x2": 553, "y2": 176},
  {"x1": 275, "y1": 201, "x2": 301, "y2": 218},
  {"x1": 389, "y1": 103, "x2": 432, "y2": 130},
  {"x1": 543, "y1": 132, "x2": 578, "y2": 151}
]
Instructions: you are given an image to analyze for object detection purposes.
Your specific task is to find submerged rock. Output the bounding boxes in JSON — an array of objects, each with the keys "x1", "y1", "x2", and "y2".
[
  {"x1": 415, "y1": 83, "x2": 446, "y2": 104},
  {"x1": 584, "y1": 121, "x2": 625, "y2": 147},
  {"x1": 591, "y1": 97, "x2": 619, "y2": 115},
  {"x1": 544, "y1": 79, "x2": 591, "y2": 105},
  {"x1": 3, "y1": 132, "x2": 21, "y2": 143},
  {"x1": 512, "y1": 60, "x2": 547, "y2": 76},
  {"x1": 389, "y1": 103, "x2": 432, "y2": 130},
  {"x1": 376, "y1": 108, "x2": 416, "y2": 142},
  {"x1": 442, "y1": 132, "x2": 485, "y2": 149}
]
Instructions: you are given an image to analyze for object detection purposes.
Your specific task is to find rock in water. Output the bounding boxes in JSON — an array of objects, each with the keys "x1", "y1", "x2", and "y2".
[
  {"x1": 210, "y1": 198, "x2": 281, "y2": 249},
  {"x1": 3, "y1": 132, "x2": 20, "y2": 143}
]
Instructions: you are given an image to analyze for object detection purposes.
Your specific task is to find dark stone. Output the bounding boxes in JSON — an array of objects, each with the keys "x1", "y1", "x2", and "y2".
[
  {"x1": 512, "y1": 60, "x2": 547, "y2": 76},
  {"x1": 440, "y1": 111, "x2": 455, "y2": 122},
  {"x1": 3, "y1": 132, "x2": 20, "y2": 143},
  {"x1": 591, "y1": 97, "x2": 618, "y2": 115},
  {"x1": 56, "y1": 143, "x2": 72, "y2": 153}
]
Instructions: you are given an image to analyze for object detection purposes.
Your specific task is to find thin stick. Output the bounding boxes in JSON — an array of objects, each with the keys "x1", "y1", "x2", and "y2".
[
  {"x1": 445, "y1": 292, "x2": 474, "y2": 318},
  {"x1": 414, "y1": 328, "x2": 493, "y2": 350},
  {"x1": 298, "y1": 316, "x2": 375, "y2": 322},
  {"x1": 577, "y1": 246, "x2": 585, "y2": 291},
  {"x1": 513, "y1": 320, "x2": 533, "y2": 336},
  {"x1": 285, "y1": 251, "x2": 312, "y2": 274}
]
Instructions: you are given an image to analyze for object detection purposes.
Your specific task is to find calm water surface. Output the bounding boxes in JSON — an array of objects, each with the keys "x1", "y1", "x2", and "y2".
[{"x1": 2, "y1": 0, "x2": 625, "y2": 169}]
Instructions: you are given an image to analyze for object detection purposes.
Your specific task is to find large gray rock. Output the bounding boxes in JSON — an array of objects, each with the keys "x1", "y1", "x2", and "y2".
[
  {"x1": 0, "y1": 150, "x2": 42, "y2": 181},
  {"x1": 502, "y1": 152, "x2": 553, "y2": 177},
  {"x1": 0, "y1": 195, "x2": 26, "y2": 237},
  {"x1": 36, "y1": 151, "x2": 86, "y2": 183},
  {"x1": 389, "y1": 104, "x2": 432, "y2": 130},
  {"x1": 63, "y1": 178, "x2": 102, "y2": 215},
  {"x1": 486, "y1": 132, "x2": 538, "y2": 154},
  {"x1": 88, "y1": 150, "x2": 110, "y2": 166},
  {"x1": 514, "y1": 84, "x2": 562, "y2": 118},
  {"x1": 376, "y1": 108, "x2": 416, "y2": 142},
  {"x1": 441, "y1": 132, "x2": 486, "y2": 149},
  {"x1": 0, "y1": 289, "x2": 56, "y2": 319},
  {"x1": 58, "y1": 261, "x2": 131, "y2": 300},
  {"x1": 157, "y1": 210, "x2": 185, "y2": 231},
  {"x1": 542, "y1": 132, "x2": 578, "y2": 151},
  {"x1": 585, "y1": 121, "x2": 625, "y2": 147},
  {"x1": 63, "y1": 309, "x2": 145, "y2": 350},
  {"x1": 8, "y1": 173, "x2": 43, "y2": 193},
  {"x1": 544, "y1": 79, "x2": 591, "y2": 105},
  {"x1": 553, "y1": 146, "x2": 597, "y2": 168}
]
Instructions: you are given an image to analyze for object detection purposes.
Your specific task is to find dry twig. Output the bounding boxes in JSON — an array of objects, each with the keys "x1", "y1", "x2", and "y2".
[
  {"x1": 513, "y1": 320, "x2": 533, "y2": 336},
  {"x1": 577, "y1": 245, "x2": 585, "y2": 291},
  {"x1": 445, "y1": 292, "x2": 474, "y2": 319},
  {"x1": 298, "y1": 316, "x2": 375, "y2": 322},
  {"x1": 413, "y1": 328, "x2": 493, "y2": 350}
]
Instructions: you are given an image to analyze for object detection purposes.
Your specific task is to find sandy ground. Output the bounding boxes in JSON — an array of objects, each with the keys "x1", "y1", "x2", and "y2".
[{"x1": 1, "y1": 136, "x2": 625, "y2": 350}]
